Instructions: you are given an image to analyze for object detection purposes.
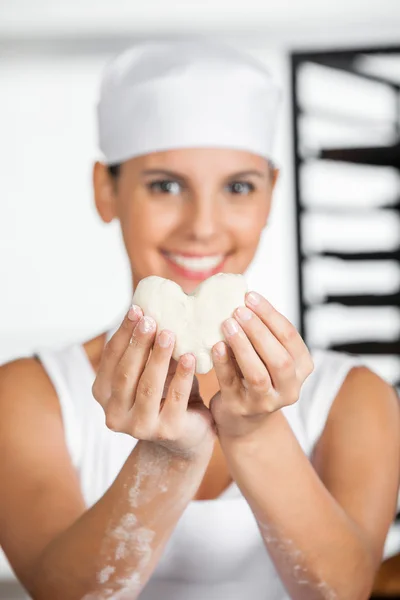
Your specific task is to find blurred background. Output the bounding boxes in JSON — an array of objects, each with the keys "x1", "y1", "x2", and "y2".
[{"x1": 0, "y1": 0, "x2": 400, "y2": 597}]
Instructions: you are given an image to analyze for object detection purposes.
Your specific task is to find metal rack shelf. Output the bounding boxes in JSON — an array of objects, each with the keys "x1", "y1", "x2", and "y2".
[
  {"x1": 319, "y1": 249, "x2": 400, "y2": 261},
  {"x1": 291, "y1": 45, "x2": 400, "y2": 383},
  {"x1": 322, "y1": 292, "x2": 400, "y2": 306},
  {"x1": 329, "y1": 341, "x2": 400, "y2": 354},
  {"x1": 320, "y1": 143, "x2": 400, "y2": 168}
]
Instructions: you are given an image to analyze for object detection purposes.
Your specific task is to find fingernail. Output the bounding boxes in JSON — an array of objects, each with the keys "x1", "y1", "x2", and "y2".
[
  {"x1": 235, "y1": 306, "x2": 253, "y2": 321},
  {"x1": 158, "y1": 330, "x2": 173, "y2": 348},
  {"x1": 139, "y1": 316, "x2": 155, "y2": 333},
  {"x1": 213, "y1": 341, "x2": 227, "y2": 359},
  {"x1": 128, "y1": 304, "x2": 142, "y2": 321},
  {"x1": 181, "y1": 354, "x2": 195, "y2": 369},
  {"x1": 247, "y1": 292, "x2": 260, "y2": 306},
  {"x1": 224, "y1": 318, "x2": 239, "y2": 336}
]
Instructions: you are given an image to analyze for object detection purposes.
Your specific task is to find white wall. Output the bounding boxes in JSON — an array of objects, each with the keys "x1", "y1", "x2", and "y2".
[{"x1": 0, "y1": 52, "x2": 127, "y2": 361}]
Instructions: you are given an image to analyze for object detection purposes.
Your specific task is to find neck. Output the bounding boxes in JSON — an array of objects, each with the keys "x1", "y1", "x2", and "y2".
[{"x1": 197, "y1": 368, "x2": 220, "y2": 408}]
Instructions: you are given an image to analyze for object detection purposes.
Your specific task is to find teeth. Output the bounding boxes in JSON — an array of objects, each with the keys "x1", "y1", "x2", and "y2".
[{"x1": 167, "y1": 253, "x2": 224, "y2": 272}]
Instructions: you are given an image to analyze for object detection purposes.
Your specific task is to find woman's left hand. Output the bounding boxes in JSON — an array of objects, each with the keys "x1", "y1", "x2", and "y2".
[{"x1": 209, "y1": 291, "x2": 314, "y2": 440}]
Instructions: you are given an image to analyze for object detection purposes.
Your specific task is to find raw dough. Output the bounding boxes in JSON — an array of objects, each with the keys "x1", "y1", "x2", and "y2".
[{"x1": 132, "y1": 273, "x2": 248, "y2": 373}]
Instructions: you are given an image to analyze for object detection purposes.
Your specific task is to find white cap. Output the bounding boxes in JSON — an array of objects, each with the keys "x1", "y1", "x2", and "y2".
[{"x1": 97, "y1": 38, "x2": 281, "y2": 165}]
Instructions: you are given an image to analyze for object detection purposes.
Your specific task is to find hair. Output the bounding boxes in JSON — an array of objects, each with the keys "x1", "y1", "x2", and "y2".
[
  {"x1": 107, "y1": 158, "x2": 276, "y2": 181},
  {"x1": 108, "y1": 163, "x2": 121, "y2": 179}
]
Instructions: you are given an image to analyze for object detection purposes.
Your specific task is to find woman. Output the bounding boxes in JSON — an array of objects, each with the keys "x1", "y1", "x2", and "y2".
[{"x1": 0, "y1": 39, "x2": 399, "y2": 600}]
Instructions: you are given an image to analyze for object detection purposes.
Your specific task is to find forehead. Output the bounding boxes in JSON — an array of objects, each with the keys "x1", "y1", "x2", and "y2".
[{"x1": 125, "y1": 147, "x2": 269, "y2": 176}]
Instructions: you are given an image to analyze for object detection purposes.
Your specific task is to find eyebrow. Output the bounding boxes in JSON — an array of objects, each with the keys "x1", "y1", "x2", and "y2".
[
  {"x1": 141, "y1": 169, "x2": 186, "y2": 181},
  {"x1": 141, "y1": 168, "x2": 266, "y2": 180}
]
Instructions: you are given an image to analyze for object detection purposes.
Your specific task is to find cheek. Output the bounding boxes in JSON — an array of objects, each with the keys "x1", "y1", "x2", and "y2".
[
  {"x1": 120, "y1": 200, "x2": 179, "y2": 258},
  {"x1": 229, "y1": 204, "x2": 268, "y2": 250}
]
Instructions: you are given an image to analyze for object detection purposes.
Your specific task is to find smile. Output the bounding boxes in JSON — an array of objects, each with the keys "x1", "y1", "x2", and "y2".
[{"x1": 162, "y1": 251, "x2": 227, "y2": 279}]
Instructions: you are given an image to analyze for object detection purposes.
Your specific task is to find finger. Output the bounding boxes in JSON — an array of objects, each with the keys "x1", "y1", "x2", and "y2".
[
  {"x1": 245, "y1": 292, "x2": 313, "y2": 379},
  {"x1": 92, "y1": 305, "x2": 143, "y2": 407},
  {"x1": 160, "y1": 354, "x2": 196, "y2": 423},
  {"x1": 107, "y1": 315, "x2": 157, "y2": 417},
  {"x1": 211, "y1": 341, "x2": 241, "y2": 393},
  {"x1": 162, "y1": 358, "x2": 179, "y2": 397},
  {"x1": 222, "y1": 318, "x2": 274, "y2": 399},
  {"x1": 162, "y1": 359, "x2": 201, "y2": 402},
  {"x1": 234, "y1": 306, "x2": 296, "y2": 393},
  {"x1": 131, "y1": 330, "x2": 175, "y2": 427}
]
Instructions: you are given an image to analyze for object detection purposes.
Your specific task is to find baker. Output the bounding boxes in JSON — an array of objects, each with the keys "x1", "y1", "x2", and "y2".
[{"x1": 0, "y1": 39, "x2": 399, "y2": 600}]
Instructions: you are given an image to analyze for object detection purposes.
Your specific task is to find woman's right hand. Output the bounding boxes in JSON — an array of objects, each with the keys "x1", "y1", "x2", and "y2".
[{"x1": 92, "y1": 306, "x2": 217, "y2": 459}]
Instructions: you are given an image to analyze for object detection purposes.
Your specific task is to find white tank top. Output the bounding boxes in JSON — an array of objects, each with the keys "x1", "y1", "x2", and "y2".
[{"x1": 30, "y1": 332, "x2": 364, "y2": 600}]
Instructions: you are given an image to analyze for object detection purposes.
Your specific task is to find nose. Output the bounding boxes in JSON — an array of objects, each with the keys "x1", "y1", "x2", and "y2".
[{"x1": 185, "y1": 194, "x2": 221, "y2": 242}]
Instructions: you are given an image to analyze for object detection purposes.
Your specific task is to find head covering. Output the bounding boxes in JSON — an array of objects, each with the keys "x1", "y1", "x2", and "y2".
[{"x1": 97, "y1": 38, "x2": 281, "y2": 165}]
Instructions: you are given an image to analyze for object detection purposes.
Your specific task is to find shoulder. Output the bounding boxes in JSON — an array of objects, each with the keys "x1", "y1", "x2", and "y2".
[
  {"x1": 312, "y1": 364, "x2": 400, "y2": 469},
  {"x1": 0, "y1": 357, "x2": 86, "y2": 587},
  {"x1": 312, "y1": 365, "x2": 400, "y2": 565},
  {"x1": 0, "y1": 330, "x2": 106, "y2": 435},
  {"x1": 0, "y1": 356, "x2": 61, "y2": 417},
  {"x1": 318, "y1": 365, "x2": 399, "y2": 450},
  {"x1": 296, "y1": 350, "x2": 367, "y2": 451},
  {"x1": 0, "y1": 356, "x2": 66, "y2": 452}
]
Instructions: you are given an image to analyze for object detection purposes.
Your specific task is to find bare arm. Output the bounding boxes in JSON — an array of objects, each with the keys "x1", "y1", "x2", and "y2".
[
  {"x1": 208, "y1": 291, "x2": 400, "y2": 600},
  {"x1": 0, "y1": 308, "x2": 216, "y2": 599},
  {"x1": 218, "y1": 368, "x2": 400, "y2": 600},
  {"x1": 32, "y1": 438, "x2": 213, "y2": 600}
]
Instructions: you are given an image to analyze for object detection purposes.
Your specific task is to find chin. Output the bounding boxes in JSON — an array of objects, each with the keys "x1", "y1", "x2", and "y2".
[{"x1": 133, "y1": 251, "x2": 244, "y2": 294}]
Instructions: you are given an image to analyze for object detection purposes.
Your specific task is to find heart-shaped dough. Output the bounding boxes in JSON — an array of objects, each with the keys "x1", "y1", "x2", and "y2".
[{"x1": 132, "y1": 273, "x2": 248, "y2": 373}]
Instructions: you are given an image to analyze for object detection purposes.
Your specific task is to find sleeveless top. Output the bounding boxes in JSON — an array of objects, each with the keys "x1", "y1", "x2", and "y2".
[{"x1": 28, "y1": 332, "x2": 365, "y2": 600}]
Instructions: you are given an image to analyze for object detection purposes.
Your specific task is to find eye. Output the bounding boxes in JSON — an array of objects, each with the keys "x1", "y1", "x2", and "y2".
[
  {"x1": 148, "y1": 180, "x2": 182, "y2": 195},
  {"x1": 227, "y1": 181, "x2": 255, "y2": 195}
]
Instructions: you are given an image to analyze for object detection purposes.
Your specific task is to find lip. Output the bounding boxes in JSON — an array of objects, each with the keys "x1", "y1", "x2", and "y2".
[
  {"x1": 163, "y1": 250, "x2": 225, "y2": 258},
  {"x1": 162, "y1": 251, "x2": 228, "y2": 281}
]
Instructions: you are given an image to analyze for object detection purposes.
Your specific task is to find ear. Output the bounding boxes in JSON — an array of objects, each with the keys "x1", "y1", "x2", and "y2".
[
  {"x1": 93, "y1": 161, "x2": 118, "y2": 223},
  {"x1": 262, "y1": 167, "x2": 280, "y2": 228},
  {"x1": 271, "y1": 167, "x2": 280, "y2": 191}
]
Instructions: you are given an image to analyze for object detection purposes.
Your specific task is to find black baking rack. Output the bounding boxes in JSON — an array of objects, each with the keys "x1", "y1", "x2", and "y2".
[{"x1": 290, "y1": 45, "x2": 400, "y2": 390}]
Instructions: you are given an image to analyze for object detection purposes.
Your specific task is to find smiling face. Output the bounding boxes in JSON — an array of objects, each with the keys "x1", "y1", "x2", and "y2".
[{"x1": 94, "y1": 147, "x2": 278, "y2": 294}]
